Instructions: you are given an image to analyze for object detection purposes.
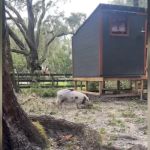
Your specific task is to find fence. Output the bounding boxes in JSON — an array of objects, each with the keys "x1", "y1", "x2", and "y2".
[{"x1": 13, "y1": 73, "x2": 78, "y2": 88}]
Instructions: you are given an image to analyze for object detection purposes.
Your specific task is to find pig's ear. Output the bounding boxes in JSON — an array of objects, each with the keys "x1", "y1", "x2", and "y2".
[{"x1": 81, "y1": 96, "x2": 86, "y2": 104}]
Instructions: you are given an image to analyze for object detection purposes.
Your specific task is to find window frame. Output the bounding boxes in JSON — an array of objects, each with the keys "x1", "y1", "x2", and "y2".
[{"x1": 110, "y1": 15, "x2": 129, "y2": 36}]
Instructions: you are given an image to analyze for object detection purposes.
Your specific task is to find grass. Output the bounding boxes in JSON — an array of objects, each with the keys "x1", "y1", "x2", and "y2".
[
  {"x1": 105, "y1": 134, "x2": 117, "y2": 146},
  {"x1": 91, "y1": 102, "x2": 102, "y2": 111},
  {"x1": 122, "y1": 110, "x2": 136, "y2": 118},
  {"x1": 135, "y1": 117, "x2": 145, "y2": 124},
  {"x1": 108, "y1": 116, "x2": 125, "y2": 128},
  {"x1": 98, "y1": 128, "x2": 107, "y2": 144},
  {"x1": 22, "y1": 87, "x2": 58, "y2": 97}
]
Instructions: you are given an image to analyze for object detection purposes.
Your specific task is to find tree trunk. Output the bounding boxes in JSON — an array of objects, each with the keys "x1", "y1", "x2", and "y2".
[
  {"x1": 2, "y1": 0, "x2": 47, "y2": 149},
  {"x1": 6, "y1": 28, "x2": 19, "y2": 92},
  {"x1": 3, "y1": 118, "x2": 13, "y2": 150},
  {"x1": 29, "y1": 48, "x2": 41, "y2": 73},
  {"x1": 147, "y1": 1, "x2": 150, "y2": 149}
]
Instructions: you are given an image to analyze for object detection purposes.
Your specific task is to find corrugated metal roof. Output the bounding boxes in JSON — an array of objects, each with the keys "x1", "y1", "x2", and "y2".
[{"x1": 99, "y1": 3, "x2": 146, "y2": 13}]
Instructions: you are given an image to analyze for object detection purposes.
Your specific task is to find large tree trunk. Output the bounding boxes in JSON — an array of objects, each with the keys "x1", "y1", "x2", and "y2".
[
  {"x1": 2, "y1": 0, "x2": 47, "y2": 149},
  {"x1": 29, "y1": 48, "x2": 41, "y2": 73},
  {"x1": 147, "y1": 1, "x2": 150, "y2": 149}
]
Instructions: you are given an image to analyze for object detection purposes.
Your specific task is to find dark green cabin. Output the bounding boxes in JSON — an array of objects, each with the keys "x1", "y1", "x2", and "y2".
[{"x1": 72, "y1": 4, "x2": 147, "y2": 78}]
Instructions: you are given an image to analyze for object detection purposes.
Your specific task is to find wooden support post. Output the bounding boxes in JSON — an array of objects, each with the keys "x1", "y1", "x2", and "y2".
[
  {"x1": 130, "y1": 80, "x2": 133, "y2": 91},
  {"x1": 135, "y1": 81, "x2": 138, "y2": 93},
  {"x1": 74, "y1": 81, "x2": 77, "y2": 90},
  {"x1": 85, "y1": 81, "x2": 88, "y2": 91},
  {"x1": 140, "y1": 80, "x2": 144, "y2": 100},
  {"x1": 103, "y1": 81, "x2": 105, "y2": 94},
  {"x1": 80, "y1": 81, "x2": 83, "y2": 90},
  {"x1": 117, "y1": 80, "x2": 121, "y2": 94},
  {"x1": 99, "y1": 81, "x2": 104, "y2": 96}
]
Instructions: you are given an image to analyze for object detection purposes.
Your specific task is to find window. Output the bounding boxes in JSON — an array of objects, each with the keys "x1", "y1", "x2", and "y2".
[{"x1": 110, "y1": 16, "x2": 128, "y2": 35}]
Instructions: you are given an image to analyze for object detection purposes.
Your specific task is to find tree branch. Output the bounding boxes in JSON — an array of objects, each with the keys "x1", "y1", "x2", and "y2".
[
  {"x1": 46, "y1": 32, "x2": 73, "y2": 47},
  {"x1": 6, "y1": 10, "x2": 36, "y2": 51},
  {"x1": 39, "y1": 32, "x2": 73, "y2": 64},
  {"x1": 35, "y1": 0, "x2": 46, "y2": 48},
  {"x1": 11, "y1": 49, "x2": 29, "y2": 55},
  {"x1": 8, "y1": 27, "x2": 26, "y2": 51},
  {"x1": 26, "y1": 0, "x2": 35, "y2": 45},
  {"x1": 5, "y1": 2, "x2": 27, "y2": 32}
]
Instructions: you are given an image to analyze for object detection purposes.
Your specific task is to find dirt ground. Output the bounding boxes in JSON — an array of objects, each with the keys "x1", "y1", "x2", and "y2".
[{"x1": 16, "y1": 93, "x2": 147, "y2": 150}]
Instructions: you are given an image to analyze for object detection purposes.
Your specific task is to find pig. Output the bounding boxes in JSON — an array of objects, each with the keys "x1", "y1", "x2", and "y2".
[{"x1": 56, "y1": 89, "x2": 91, "y2": 109}]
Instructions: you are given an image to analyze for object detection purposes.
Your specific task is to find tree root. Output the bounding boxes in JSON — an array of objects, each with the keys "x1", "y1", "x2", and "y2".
[{"x1": 30, "y1": 115, "x2": 102, "y2": 150}]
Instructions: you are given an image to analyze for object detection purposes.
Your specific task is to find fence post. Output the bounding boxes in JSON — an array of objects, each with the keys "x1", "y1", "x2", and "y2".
[{"x1": 51, "y1": 74, "x2": 54, "y2": 87}]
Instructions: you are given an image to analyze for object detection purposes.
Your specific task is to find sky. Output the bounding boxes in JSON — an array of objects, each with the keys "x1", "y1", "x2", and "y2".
[
  {"x1": 19, "y1": 0, "x2": 110, "y2": 19},
  {"x1": 62, "y1": 0, "x2": 109, "y2": 17}
]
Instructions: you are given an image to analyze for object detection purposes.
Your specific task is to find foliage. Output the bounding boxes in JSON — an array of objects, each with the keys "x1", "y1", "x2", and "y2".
[
  {"x1": 12, "y1": 53, "x2": 27, "y2": 72},
  {"x1": 66, "y1": 12, "x2": 86, "y2": 32},
  {"x1": 88, "y1": 82, "x2": 99, "y2": 92},
  {"x1": 43, "y1": 37, "x2": 72, "y2": 74}
]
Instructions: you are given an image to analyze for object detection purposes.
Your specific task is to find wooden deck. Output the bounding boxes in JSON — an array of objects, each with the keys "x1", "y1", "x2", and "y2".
[{"x1": 73, "y1": 76, "x2": 147, "y2": 99}]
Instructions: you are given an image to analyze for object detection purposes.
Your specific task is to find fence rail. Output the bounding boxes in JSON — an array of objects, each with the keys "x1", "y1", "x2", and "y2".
[{"x1": 13, "y1": 73, "x2": 82, "y2": 89}]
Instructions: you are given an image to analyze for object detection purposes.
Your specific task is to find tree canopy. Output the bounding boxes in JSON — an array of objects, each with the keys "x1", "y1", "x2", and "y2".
[{"x1": 6, "y1": 0, "x2": 86, "y2": 72}]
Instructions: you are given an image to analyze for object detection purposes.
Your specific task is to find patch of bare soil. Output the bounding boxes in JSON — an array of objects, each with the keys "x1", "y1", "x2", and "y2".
[{"x1": 16, "y1": 93, "x2": 147, "y2": 150}]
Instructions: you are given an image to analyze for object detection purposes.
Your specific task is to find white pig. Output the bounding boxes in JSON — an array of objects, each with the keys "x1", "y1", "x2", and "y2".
[{"x1": 56, "y1": 89, "x2": 91, "y2": 108}]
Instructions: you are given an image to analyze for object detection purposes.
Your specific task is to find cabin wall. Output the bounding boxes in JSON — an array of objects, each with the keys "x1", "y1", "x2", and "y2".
[
  {"x1": 102, "y1": 12, "x2": 146, "y2": 77},
  {"x1": 72, "y1": 10, "x2": 101, "y2": 77}
]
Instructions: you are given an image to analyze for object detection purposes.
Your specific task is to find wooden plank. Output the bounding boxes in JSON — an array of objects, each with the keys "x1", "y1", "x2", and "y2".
[
  {"x1": 19, "y1": 85, "x2": 75, "y2": 88},
  {"x1": 13, "y1": 73, "x2": 72, "y2": 76},
  {"x1": 73, "y1": 77, "x2": 104, "y2": 81},
  {"x1": 103, "y1": 93, "x2": 140, "y2": 98},
  {"x1": 78, "y1": 90, "x2": 100, "y2": 96},
  {"x1": 102, "y1": 88, "x2": 132, "y2": 91},
  {"x1": 17, "y1": 79, "x2": 73, "y2": 82},
  {"x1": 104, "y1": 76, "x2": 147, "y2": 81}
]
